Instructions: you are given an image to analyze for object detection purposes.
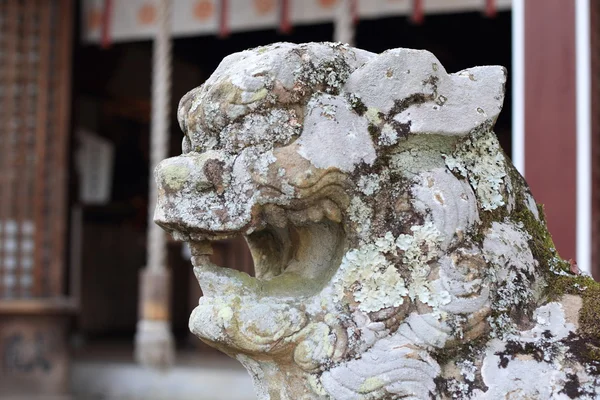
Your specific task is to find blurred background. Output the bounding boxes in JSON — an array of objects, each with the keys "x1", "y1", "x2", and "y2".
[{"x1": 0, "y1": 0, "x2": 596, "y2": 398}]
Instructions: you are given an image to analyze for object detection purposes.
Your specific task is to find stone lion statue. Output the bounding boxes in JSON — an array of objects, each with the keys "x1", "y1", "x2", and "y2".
[{"x1": 154, "y1": 43, "x2": 600, "y2": 399}]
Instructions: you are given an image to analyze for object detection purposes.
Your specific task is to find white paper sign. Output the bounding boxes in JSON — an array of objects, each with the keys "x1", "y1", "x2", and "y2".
[{"x1": 76, "y1": 129, "x2": 115, "y2": 205}]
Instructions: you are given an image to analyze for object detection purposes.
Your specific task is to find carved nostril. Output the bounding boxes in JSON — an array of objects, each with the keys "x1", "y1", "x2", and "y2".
[{"x1": 202, "y1": 158, "x2": 226, "y2": 194}]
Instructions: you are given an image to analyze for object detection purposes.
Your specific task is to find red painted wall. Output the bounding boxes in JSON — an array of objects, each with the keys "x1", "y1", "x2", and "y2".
[{"x1": 524, "y1": 0, "x2": 577, "y2": 261}]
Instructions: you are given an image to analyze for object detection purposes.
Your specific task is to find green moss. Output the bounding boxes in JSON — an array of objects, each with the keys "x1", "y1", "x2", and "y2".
[
  {"x1": 478, "y1": 159, "x2": 600, "y2": 362},
  {"x1": 470, "y1": 206, "x2": 509, "y2": 245},
  {"x1": 505, "y1": 158, "x2": 527, "y2": 207},
  {"x1": 501, "y1": 160, "x2": 563, "y2": 276},
  {"x1": 347, "y1": 94, "x2": 367, "y2": 116},
  {"x1": 512, "y1": 206, "x2": 565, "y2": 273},
  {"x1": 508, "y1": 189, "x2": 600, "y2": 362},
  {"x1": 434, "y1": 336, "x2": 487, "y2": 367},
  {"x1": 368, "y1": 124, "x2": 380, "y2": 144},
  {"x1": 553, "y1": 274, "x2": 600, "y2": 364},
  {"x1": 550, "y1": 275, "x2": 600, "y2": 340}
]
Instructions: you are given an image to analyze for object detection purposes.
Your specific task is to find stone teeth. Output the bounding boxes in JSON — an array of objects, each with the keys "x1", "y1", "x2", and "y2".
[
  {"x1": 307, "y1": 205, "x2": 324, "y2": 222},
  {"x1": 190, "y1": 241, "x2": 213, "y2": 256},
  {"x1": 263, "y1": 204, "x2": 287, "y2": 228},
  {"x1": 322, "y1": 199, "x2": 342, "y2": 223},
  {"x1": 287, "y1": 209, "x2": 309, "y2": 226},
  {"x1": 264, "y1": 200, "x2": 344, "y2": 228}
]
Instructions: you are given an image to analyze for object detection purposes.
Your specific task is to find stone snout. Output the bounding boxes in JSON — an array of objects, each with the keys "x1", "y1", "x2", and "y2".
[{"x1": 153, "y1": 150, "x2": 256, "y2": 239}]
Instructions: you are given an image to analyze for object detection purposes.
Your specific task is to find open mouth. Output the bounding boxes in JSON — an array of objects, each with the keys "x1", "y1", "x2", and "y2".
[{"x1": 187, "y1": 205, "x2": 347, "y2": 300}]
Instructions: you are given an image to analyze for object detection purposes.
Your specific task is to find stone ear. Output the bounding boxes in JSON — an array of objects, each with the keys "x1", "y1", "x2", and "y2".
[
  {"x1": 391, "y1": 65, "x2": 507, "y2": 136},
  {"x1": 177, "y1": 86, "x2": 203, "y2": 136},
  {"x1": 344, "y1": 48, "x2": 506, "y2": 137},
  {"x1": 344, "y1": 48, "x2": 446, "y2": 115}
]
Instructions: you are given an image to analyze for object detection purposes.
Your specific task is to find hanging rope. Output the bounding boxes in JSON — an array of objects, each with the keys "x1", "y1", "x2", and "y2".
[
  {"x1": 135, "y1": 0, "x2": 175, "y2": 370},
  {"x1": 334, "y1": 0, "x2": 355, "y2": 46},
  {"x1": 147, "y1": 0, "x2": 171, "y2": 272},
  {"x1": 411, "y1": 0, "x2": 424, "y2": 24}
]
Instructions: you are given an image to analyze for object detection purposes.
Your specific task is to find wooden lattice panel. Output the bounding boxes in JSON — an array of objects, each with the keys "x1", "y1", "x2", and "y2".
[{"x1": 0, "y1": 0, "x2": 72, "y2": 299}]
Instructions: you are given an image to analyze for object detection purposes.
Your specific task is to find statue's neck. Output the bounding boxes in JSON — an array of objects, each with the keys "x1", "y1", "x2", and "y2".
[{"x1": 236, "y1": 355, "x2": 324, "y2": 400}]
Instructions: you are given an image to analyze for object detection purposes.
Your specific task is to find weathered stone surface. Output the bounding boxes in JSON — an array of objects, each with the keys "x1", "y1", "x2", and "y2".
[{"x1": 155, "y1": 43, "x2": 600, "y2": 399}]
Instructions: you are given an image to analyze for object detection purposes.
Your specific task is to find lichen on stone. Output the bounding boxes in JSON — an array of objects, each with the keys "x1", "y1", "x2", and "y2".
[
  {"x1": 219, "y1": 108, "x2": 301, "y2": 153},
  {"x1": 334, "y1": 233, "x2": 408, "y2": 313},
  {"x1": 444, "y1": 124, "x2": 507, "y2": 211}
]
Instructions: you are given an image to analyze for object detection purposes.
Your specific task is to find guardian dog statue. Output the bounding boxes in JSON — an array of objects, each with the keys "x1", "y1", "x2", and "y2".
[{"x1": 155, "y1": 43, "x2": 600, "y2": 399}]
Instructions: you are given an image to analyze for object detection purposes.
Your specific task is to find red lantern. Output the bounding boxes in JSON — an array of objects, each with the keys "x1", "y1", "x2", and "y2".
[
  {"x1": 485, "y1": 0, "x2": 497, "y2": 18},
  {"x1": 279, "y1": 0, "x2": 292, "y2": 34},
  {"x1": 411, "y1": 0, "x2": 424, "y2": 25},
  {"x1": 101, "y1": 0, "x2": 113, "y2": 48},
  {"x1": 219, "y1": 0, "x2": 230, "y2": 38}
]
